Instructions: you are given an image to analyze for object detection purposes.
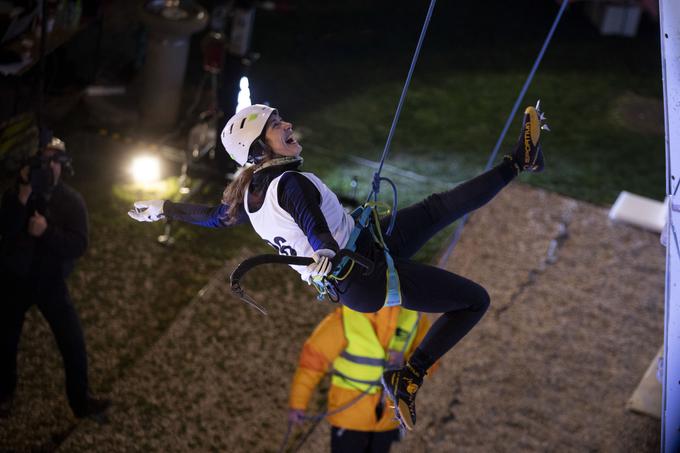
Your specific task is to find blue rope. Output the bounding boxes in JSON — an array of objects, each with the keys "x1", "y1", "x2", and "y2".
[
  {"x1": 437, "y1": 0, "x2": 570, "y2": 268},
  {"x1": 367, "y1": 0, "x2": 438, "y2": 204}
]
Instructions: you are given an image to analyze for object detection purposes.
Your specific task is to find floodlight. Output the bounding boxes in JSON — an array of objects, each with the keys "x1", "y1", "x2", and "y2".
[{"x1": 130, "y1": 155, "x2": 161, "y2": 183}]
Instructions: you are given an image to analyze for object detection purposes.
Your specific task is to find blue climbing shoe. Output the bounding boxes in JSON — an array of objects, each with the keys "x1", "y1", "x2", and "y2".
[{"x1": 381, "y1": 363, "x2": 423, "y2": 431}]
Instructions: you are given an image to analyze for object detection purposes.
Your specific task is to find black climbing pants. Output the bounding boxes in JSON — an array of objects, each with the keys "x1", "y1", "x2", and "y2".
[{"x1": 337, "y1": 160, "x2": 515, "y2": 368}]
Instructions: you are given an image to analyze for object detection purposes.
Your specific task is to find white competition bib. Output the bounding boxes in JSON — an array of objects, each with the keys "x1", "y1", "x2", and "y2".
[{"x1": 245, "y1": 171, "x2": 355, "y2": 281}]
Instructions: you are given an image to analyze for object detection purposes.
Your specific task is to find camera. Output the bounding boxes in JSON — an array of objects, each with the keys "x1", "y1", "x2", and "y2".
[{"x1": 26, "y1": 155, "x2": 56, "y2": 198}]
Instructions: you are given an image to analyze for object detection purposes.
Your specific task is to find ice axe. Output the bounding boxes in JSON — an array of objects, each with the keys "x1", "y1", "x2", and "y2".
[{"x1": 230, "y1": 249, "x2": 374, "y2": 315}]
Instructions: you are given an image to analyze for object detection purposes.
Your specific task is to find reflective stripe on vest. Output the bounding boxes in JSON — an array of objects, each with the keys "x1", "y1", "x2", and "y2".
[{"x1": 331, "y1": 306, "x2": 420, "y2": 393}]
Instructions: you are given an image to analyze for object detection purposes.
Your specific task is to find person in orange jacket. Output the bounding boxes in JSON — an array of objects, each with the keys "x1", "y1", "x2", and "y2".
[{"x1": 288, "y1": 305, "x2": 436, "y2": 453}]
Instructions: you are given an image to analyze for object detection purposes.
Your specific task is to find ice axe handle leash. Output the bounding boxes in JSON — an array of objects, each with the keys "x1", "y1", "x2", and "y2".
[{"x1": 230, "y1": 249, "x2": 374, "y2": 315}]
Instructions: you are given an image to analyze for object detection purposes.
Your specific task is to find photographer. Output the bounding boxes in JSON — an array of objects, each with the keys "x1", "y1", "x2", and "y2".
[{"x1": 0, "y1": 136, "x2": 110, "y2": 420}]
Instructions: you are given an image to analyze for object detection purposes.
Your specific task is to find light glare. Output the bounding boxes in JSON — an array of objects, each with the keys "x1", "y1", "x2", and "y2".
[
  {"x1": 131, "y1": 155, "x2": 161, "y2": 183},
  {"x1": 235, "y1": 76, "x2": 252, "y2": 113}
]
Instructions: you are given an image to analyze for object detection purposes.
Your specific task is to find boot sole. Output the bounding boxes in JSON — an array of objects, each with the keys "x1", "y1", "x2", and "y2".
[
  {"x1": 381, "y1": 374, "x2": 415, "y2": 431},
  {"x1": 524, "y1": 106, "x2": 541, "y2": 147},
  {"x1": 522, "y1": 106, "x2": 544, "y2": 171}
]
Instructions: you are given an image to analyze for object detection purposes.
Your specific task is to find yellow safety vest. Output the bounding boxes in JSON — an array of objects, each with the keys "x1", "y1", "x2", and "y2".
[{"x1": 331, "y1": 306, "x2": 420, "y2": 393}]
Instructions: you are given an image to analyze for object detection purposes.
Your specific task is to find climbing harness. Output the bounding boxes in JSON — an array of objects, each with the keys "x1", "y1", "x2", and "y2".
[{"x1": 307, "y1": 201, "x2": 399, "y2": 306}]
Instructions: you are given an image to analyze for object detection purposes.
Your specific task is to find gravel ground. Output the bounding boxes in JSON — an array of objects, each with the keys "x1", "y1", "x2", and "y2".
[
  {"x1": 393, "y1": 184, "x2": 664, "y2": 453},
  {"x1": 0, "y1": 183, "x2": 664, "y2": 452},
  {"x1": 0, "y1": 215, "x2": 226, "y2": 452}
]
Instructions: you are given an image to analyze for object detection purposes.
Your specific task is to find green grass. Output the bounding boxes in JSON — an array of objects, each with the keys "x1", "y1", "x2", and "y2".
[
  {"x1": 248, "y1": 2, "x2": 665, "y2": 210},
  {"x1": 283, "y1": 69, "x2": 662, "y2": 261},
  {"x1": 277, "y1": 66, "x2": 663, "y2": 206}
]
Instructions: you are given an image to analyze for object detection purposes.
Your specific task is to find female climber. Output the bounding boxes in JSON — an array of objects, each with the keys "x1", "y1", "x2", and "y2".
[{"x1": 128, "y1": 103, "x2": 546, "y2": 431}]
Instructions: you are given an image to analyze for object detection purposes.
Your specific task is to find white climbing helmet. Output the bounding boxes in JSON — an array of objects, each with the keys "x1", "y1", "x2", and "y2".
[{"x1": 221, "y1": 104, "x2": 277, "y2": 166}]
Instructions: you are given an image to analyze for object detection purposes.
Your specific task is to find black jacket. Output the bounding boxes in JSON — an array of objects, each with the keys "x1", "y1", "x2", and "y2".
[{"x1": 0, "y1": 182, "x2": 88, "y2": 279}]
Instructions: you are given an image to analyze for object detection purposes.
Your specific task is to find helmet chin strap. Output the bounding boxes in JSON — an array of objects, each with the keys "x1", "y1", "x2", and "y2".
[{"x1": 253, "y1": 156, "x2": 303, "y2": 173}]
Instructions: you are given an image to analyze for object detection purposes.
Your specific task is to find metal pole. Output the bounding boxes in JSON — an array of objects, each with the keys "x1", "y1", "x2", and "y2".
[{"x1": 660, "y1": 0, "x2": 680, "y2": 450}]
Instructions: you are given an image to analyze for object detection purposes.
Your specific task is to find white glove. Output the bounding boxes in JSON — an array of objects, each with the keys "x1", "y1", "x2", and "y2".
[
  {"x1": 306, "y1": 249, "x2": 336, "y2": 284},
  {"x1": 128, "y1": 200, "x2": 165, "y2": 222}
]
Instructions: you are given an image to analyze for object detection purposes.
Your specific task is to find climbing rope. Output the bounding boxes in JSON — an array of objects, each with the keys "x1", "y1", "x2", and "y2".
[
  {"x1": 437, "y1": 0, "x2": 570, "y2": 268},
  {"x1": 367, "y1": 0, "x2": 437, "y2": 236}
]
